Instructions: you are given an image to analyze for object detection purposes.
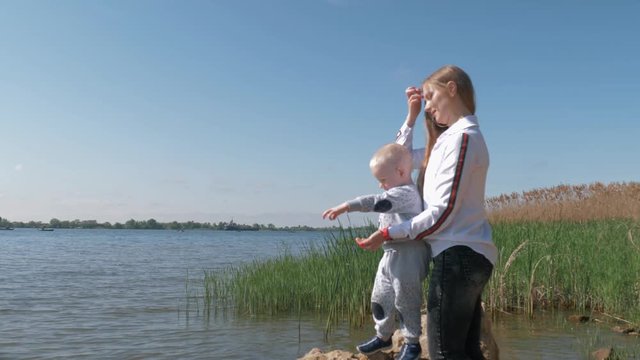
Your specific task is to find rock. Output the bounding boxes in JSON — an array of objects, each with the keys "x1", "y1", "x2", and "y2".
[
  {"x1": 612, "y1": 325, "x2": 635, "y2": 334},
  {"x1": 297, "y1": 346, "x2": 393, "y2": 360},
  {"x1": 568, "y1": 314, "x2": 591, "y2": 323},
  {"x1": 591, "y1": 347, "x2": 614, "y2": 360},
  {"x1": 298, "y1": 347, "x2": 366, "y2": 360},
  {"x1": 299, "y1": 303, "x2": 499, "y2": 360},
  {"x1": 611, "y1": 325, "x2": 640, "y2": 336},
  {"x1": 363, "y1": 352, "x2": 392, "y2": 360},
  {"x1": 611, "y1": 326, "x2": 625, "y2": 333},
  {"x1": 480, "y1": 302, "x2": 500, "y2": 360}
]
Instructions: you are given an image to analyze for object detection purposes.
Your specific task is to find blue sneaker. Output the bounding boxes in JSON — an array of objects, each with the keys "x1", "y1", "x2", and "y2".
[
  {"x1": 396, "y1": 342, "x2": 421, "y2": 360},
  {"x1": 356, "y1": 336, "x2": 392, "y2": 355}
]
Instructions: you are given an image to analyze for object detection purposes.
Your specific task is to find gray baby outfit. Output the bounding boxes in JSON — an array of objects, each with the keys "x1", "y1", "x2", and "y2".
[{"x1": 346, "y1": 184, "x2": 431, "y2": 344}]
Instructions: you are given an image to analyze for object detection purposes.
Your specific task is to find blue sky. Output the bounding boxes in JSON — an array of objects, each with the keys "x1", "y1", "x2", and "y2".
[{"x1": 1, "y1": 1, "x2": 638, "y2": 227}]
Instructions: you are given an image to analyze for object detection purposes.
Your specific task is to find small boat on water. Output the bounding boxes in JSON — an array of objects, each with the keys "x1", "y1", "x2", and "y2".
[
  {"x1": 39, "y1": 227, "x2": 54, "y2": 231},
  {"x1": 1, "y1": 227, "x2": 14, "y2": 230}
]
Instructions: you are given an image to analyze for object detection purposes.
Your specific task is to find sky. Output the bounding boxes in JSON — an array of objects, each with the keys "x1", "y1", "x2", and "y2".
[{"x1": 1, "y1": 0, "x2": 639, "y2": 227}]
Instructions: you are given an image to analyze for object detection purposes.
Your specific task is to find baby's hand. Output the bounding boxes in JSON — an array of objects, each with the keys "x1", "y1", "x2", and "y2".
[
  {"x1": 322, "y1": 203, "x2": 348, "y2": 220},
  {"x1": 355, "y1": 231, "x2": 384, "y2": 251}
]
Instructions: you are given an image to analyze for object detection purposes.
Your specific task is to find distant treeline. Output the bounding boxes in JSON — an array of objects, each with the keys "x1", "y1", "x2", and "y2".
[{"x1": 0, "y1": 217, "x2": 326, "y2": 231}]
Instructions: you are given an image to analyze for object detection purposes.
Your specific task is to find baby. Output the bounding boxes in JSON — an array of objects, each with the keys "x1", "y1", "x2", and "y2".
[{"x1": 323, "y1": 143, "x2": 430, "y2": 360}]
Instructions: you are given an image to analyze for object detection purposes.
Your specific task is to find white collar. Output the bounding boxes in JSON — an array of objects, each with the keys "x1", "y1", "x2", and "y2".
[{"x1": 442, "y1": 115, "x2": 479, "y2": 136}]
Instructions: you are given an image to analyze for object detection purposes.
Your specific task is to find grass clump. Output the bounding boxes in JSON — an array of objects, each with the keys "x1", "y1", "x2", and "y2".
[
  {"x1": 484, "y1": 181, "x2": 640, "y2": 322},
  {"x1": 486, "y1": 220, "x2": 640, "y2": 322},
  {"x1": 203, "y1": 225, "x2": 381, "y2": 328}
]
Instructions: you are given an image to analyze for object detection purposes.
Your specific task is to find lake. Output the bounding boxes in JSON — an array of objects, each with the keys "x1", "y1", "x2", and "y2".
[{"x1": 1, "y1": 229, "x2": 637, "y2": 359}]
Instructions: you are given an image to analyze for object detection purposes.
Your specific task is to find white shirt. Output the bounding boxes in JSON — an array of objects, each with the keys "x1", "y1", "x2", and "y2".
[{"x1": 389, "y1": 115, "x2": 498, "y2": 265}]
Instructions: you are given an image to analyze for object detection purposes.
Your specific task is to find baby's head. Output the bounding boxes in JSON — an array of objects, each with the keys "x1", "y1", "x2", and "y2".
[{"x1": 369, "y1": 143, "x2": 413, "y2": 191}]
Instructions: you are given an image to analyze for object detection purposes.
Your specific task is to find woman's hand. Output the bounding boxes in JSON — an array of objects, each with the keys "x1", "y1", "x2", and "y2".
[
  {"x1": 355, "y1": 230, "x2": 385, "y2": 251},
  {"x1": 405, "y1": 86, "x2": 423, "y2": 128}
]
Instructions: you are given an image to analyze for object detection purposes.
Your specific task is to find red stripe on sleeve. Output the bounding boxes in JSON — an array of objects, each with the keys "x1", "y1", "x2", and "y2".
[{"x1": 416, "y1": 133, "x2": 469, "y2": 240}]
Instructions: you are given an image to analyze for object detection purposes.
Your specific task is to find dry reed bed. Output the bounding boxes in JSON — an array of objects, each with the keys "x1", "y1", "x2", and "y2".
[
  {"x1": 486, "y1": 182, "x2": 640, "y2": 223},
  {"x1": 485, "y1": 182, "x2": 640, "y2": 322}
]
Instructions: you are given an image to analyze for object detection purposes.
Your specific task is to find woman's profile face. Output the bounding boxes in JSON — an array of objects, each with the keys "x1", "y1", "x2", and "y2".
[{"x1": 422, "y1": 83, "x2": 454, "y2": 127}]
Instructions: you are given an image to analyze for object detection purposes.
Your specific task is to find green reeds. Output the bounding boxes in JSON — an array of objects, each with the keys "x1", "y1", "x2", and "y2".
[
  {"x1": 487, "y1": 219, "x2": 640, "y2": 322},
  {"x1": 203, "y1": 225, "x2": 381, "y2": 328},
  {"x1": 202, "y1": 219, "x2": 640, "y2": 327}
]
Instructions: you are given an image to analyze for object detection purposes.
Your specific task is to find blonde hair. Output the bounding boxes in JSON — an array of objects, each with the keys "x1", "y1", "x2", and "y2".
[
  {"x1": 417, "y1": 65, "x2": 475, "y2": 197},
  {"x1": 423, "y1": 65, "x2": 476, "y2": 115},
  {"x1": 417, "y1": 112, "x2": 446, "y2": 196},
  {"x1": 369, "y1": 143, "x2": 411, "y2": 173}
]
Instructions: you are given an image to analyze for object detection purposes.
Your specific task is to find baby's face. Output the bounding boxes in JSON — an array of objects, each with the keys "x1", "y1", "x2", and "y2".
[{"x1": 371, "y1": 163, "x2": 404, "y2": 191}]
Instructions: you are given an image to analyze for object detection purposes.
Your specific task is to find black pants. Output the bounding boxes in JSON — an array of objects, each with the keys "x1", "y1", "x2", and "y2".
[{"x1": 427, "y1": 245, "x2": 493, "y2": 360}]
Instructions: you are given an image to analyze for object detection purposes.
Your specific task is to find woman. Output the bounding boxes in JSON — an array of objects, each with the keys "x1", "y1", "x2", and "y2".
[{"x1": 357, "y1": 65, "x2": 497, "y2": 360}]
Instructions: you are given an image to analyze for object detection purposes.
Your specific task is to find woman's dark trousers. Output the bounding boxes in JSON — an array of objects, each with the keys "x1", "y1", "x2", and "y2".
[{"x1": 427, "y1": 245, "x2": 493, "y2": 360}]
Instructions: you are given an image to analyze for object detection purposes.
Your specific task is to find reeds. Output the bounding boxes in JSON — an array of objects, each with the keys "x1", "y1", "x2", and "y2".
[
  {"x1": 485, "y1": 181, "x2": 640, "y2": 321},
  {"x1": 201, "y1": 182, "x2": 640, "y2": 326},
  {"x1": 202, "y1": 225, "x2": 381, "y2": 328},
  {"x1": 487, "y1": 220, "x2": 640, "y2": 322},
  {"x1": 486, "y1": 181, "x2": 640, "y2": 223}
]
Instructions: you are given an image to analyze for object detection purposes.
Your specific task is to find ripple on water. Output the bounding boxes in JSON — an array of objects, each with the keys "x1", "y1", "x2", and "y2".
[{"x1": 2, "y1": 229, "x2": 638, "y2": 359}]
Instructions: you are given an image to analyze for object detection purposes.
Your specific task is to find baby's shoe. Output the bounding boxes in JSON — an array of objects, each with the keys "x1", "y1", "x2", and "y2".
[
  {"x1": 356, "y1": 336, "x2": 392, "y2": 355},
  {"x1": 396, "y1": 342, "x2": 421, "y2": 360}
]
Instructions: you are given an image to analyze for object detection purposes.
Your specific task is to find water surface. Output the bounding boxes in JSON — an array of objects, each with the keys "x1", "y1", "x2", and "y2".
[{"x1": 1, "y1": 229, "x2": 637, "y2": 359}]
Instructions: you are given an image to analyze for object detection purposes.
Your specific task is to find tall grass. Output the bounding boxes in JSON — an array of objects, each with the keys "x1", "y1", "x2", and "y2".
[
  {"x1": 486, "y1": 220, "x2": 640, "y2": 321},
  {"x1": 485, "y1": 181, "x2": 640, "y2": 321},
  {"x1": 203, "y1": 225, "x2": 381, "y2": 330},
  {"x1": 486, "y1": 181, "x2": 640, "y2": 223},
  {"x1": 202, "y1": 182, "x2": 640, "y2": 326}
]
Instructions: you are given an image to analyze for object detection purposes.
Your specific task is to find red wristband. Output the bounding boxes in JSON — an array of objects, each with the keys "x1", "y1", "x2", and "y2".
[{"x1": 381, "y1": 227, "x2": 392, "y2": 241}]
